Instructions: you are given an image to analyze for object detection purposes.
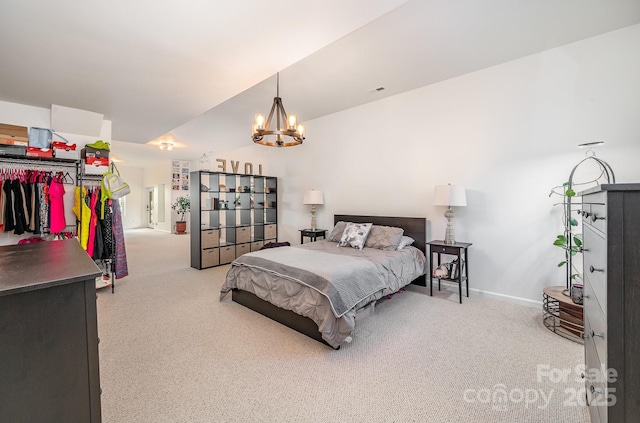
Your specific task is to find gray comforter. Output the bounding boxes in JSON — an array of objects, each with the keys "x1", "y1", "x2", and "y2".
[{"x1": 220, "y1": 240, "x2": 426, "y2": 348}]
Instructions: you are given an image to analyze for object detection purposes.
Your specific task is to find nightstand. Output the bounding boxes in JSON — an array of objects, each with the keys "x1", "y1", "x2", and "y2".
[
  {"x1": 299, "y1": 229, "x2": 327, "y2": 244},
  {"x1": 427, "y1": 240, "x2": 472, "y2": 304}
]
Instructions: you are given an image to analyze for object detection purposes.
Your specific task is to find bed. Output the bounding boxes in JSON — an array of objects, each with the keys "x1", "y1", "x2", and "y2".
[{"x1": 220, "y1": 215, "x2": 427, "y2": 348}]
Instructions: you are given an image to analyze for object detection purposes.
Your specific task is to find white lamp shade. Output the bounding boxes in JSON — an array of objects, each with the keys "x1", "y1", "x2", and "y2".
[
  {"x1": 434, "y1": 184, "x2": 467, "y2": 207},
  {"x1": 303, "y1": 190, "x2": 324, "y2": 205}
]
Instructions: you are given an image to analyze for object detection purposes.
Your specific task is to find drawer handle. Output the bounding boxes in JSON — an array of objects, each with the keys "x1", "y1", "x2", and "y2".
[
  {"x1": 589, "y1": 265, "x2": 604, "y2": 273},
  {"x1": 590, "y1": 385, "x2": 603, "y2": 395},
  {"x1": 591, "y1": 330, "x2": 604, "y2": 339},
  {"x1": 591, "y1": 214, "x2": 604, "y2": 222}
]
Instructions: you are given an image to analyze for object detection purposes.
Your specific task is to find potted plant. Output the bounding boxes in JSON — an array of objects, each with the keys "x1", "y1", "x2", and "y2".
[
  {"x1": 549, "y1": 183, "x2": 583, "y2": 296},
  {"x1": 171, "y1": 196, "x2": 190, "y2": 234}
]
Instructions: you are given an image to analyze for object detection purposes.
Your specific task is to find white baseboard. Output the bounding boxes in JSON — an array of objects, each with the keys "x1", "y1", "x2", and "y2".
[{"x1": 434, "y1": 280, "x2": 542, "y2": 308}]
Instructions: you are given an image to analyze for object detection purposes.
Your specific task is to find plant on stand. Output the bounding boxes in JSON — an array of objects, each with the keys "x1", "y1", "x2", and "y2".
[
  {"x1": 171, "y1": 196, "x2": 190, "y2": 235},
  {"x1": 549, "y1": 151, "x2": 614, "y2": 303},
  {"x1": 549, "y1": 183, "x2": 583, "y2": 293}
]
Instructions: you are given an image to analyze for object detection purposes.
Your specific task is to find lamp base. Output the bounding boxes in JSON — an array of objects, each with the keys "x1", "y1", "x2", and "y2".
[
  {"x1": 444, "y1": 207, "x2": 456, "y2": 245},
  {"x1": 310, "y1": 206, "x2": 317, "y2": 231}
]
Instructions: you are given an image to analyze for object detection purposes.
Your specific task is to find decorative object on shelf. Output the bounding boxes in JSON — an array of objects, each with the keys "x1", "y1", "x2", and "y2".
[
  {"x1": 159, "y1": 142, "x2": 173, "y2": 151},
  {"x1": 171, "y1": 195, "x2": 190, "y2": 234},
  {"x1": 570, "y1": 283, "x2": 583, "y2": 305},
  {"x1": 549, "y1": 141, "x2": 614, "y2": 295},
  {"x1": 252, "y1": 72, "x2": 305, "y2": 147},
  {"x1": 433, "y1": 263, "x2": 450, "y2": 278},
  {"x1": 433, "y1": 184, "x2": 467, "y2": 245},
  {"x1": 199, "y1": 153, "x2": 209, "y2": 170},
  {"x1": 303, "y1": 189, "x2": 324, "y2": 230}
]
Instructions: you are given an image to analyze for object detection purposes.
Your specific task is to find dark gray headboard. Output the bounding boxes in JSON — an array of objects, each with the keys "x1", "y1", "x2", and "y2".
[{"x1": 333, "y1": 214, "x2": 427, "y2": 254}]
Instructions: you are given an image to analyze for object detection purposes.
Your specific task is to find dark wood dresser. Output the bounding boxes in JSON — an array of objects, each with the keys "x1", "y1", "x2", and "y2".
[
  {"x1": 580, "y1": 184, "x2": 640, "y2": 423},
  {"x1": 0, "y1": 239, "x2": 102, "y2": 422}
]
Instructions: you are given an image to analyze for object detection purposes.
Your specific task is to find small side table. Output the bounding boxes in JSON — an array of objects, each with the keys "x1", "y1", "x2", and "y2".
[
  {"x1": 542, "y1": 286, "x2": 584, "y2": 343},
  {"x1": 428, "y1": 240, "x2": 472, "y2": 304},
  {"x1": 299, "y1": 229, "x2": 327, "y2": 244}
]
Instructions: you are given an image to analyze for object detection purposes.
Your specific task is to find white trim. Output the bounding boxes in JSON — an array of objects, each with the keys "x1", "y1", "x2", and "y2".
[{"x1": 435, "y1": 280, "x2": 542, "y2": 308}]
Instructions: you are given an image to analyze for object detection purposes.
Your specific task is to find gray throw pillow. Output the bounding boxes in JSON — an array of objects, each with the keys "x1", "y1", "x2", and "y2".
[
  {"x1": 365, "y1": 225, "x2": 404, "y2": 251},
  {"x1": 328, "y1": 221, "x2": 350, "y2": 242}
]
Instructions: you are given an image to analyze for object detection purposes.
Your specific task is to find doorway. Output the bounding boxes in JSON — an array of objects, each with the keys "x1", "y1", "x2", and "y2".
[{"x1": 146, "y1": 187, "x2": 154, "y2": 228}]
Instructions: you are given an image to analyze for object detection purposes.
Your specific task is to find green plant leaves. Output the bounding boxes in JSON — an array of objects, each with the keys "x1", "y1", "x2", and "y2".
[{"x1": 553, "y1": 235, "x2": 566, "y2": 247}]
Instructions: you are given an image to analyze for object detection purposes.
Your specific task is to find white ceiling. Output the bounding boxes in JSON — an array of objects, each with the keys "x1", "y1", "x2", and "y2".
[{"x1": 2, "y1": 0, "x2": 640, "y2": 164}]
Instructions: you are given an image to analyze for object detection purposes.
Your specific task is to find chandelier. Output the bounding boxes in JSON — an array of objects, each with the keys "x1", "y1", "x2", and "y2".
[{"x1": 252, "y1": 73, "x2": 305, "y2": 147}]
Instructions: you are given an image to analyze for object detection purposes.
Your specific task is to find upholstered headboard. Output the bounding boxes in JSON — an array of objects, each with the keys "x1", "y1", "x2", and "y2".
[{"x1": 333, "y1": 214, "x2": 427, "y2": 255}]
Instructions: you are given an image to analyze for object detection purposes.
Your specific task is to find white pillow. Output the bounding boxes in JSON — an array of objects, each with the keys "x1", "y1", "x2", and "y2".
[
  {"x1": 396, "y1": 236, "x2": 415, "y2": 250},
  {"x1": 338, "y1": 222, "x2": 373, "y2": 250}
]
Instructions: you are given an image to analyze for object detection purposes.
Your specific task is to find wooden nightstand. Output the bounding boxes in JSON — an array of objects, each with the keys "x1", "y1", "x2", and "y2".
[
  {"x1": 299, "y1": 229, "x2": 327, "y2": 244},
  {"x1": 428, "y1": 240, "x2": 472, "y2": 304}
]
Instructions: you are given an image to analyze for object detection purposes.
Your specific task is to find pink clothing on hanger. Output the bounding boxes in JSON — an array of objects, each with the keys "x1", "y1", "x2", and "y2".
[
  {"x1": 48, "y1": 179, "x2": 66, "y2": 233},
  {"x1": 86, "y1": 189, "x2": 99, "y2": 257}
]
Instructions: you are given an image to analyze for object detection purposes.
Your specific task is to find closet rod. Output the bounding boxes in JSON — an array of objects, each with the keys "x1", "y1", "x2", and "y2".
[{"x1": 0, "y1": 157, "x2": 78, "y2": 169}]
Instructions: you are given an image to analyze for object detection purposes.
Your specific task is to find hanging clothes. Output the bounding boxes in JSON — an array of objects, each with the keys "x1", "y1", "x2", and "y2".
[
  {"x1": 11, "y1": 179, "x2": 26, "y2": 235},
  {"x1": 38, "y1": 179, "x2": 48, "y2": 234},
  {"x1": 31, "y1": 181, "x2": 41, "y2": 235},
  {"x1": 48, "y1": 177, "x2": 66, "y2": 233},
  {"x1": 112, "y1": 199, "x2": 128, "y2": 279},
  {"x1": 86, "y1": 188, "x2": 99, "y2": 258},
  {"x1": 92, "y1": 189, "x2": 104, "y2": 260},
  {"x1": 0, "y1": 179, "x2": 4, "y2": 231},
  {"x1": 101, "y1": 199, "x2": 114, "y2": 260},
  {"x1": 77, "y1": 187, "x2": 92, "y2": 250}
]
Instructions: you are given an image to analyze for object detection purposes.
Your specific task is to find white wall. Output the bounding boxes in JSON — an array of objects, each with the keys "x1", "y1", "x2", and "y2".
[
  {"x1": 263, "y1": 24, "x2": 640, "y2": 304},
  {"x1": 118, "y1": 166, "x2": 144, "y2": 229}
]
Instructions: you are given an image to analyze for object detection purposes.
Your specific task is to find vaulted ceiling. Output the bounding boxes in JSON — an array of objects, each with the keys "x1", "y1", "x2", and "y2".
[{"x1": 1, "y1": 0, "x2": 639, "y2": 163}]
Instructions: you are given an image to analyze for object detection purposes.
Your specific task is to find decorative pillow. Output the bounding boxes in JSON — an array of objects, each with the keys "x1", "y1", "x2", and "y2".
[
  {"x1": 328, "y1": 221, "x2": 350, "y2": 242},
  {"x1": 396, "y1": 236, "x2": 415, "y2": 250},
  {"x1": 338, "y1": 222, "x2": 373, "y2": 250},
  {"x1": 364, "y1": 225, "x2": 404, "y2": 251}
]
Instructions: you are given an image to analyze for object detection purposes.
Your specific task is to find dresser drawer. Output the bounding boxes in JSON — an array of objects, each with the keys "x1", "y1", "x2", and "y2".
[
  {"x1": 236, "y1": 243, "x2": 250, "y2": 257},
  {"x1": 264, "y1": 224, "x2": 277, "y2": 240},
  {"x1": 201, "y1": 248, "x2": 219, "y2": 268},
  {"x1": 250, "y1": 241, "x2": 264, "y2": 252},
  {"x1": 584, "y1": 299, "x2": 607, "y2": 369},
  {"x1": 236, "y1": 226, "x2": 251, "y2": 244},
  {"x1": 582, "y1": 191, "x2": 607, "y2": 234},
  {"x1": 584, "y1": 329, "x2": 607, "y2": 423},
  {"x1": 430, "y1": 244, "x2": 460, "y2": 255},
  {"x1": 202, "y1": 229, "x2": 219, "y2": 249},
  {"x1": 588, "y1": 203, "x2": 607, "y2": 234},
  {"x1": 220, "y1": 246, "x2": 236, "y2": 265},
  {"x1": 583, "y1": 225, "x2": 607, "y2": 312}
]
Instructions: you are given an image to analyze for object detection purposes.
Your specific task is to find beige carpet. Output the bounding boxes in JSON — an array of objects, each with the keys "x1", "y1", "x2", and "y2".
[{"x1": 97, "y1": 229, "x2": 590, "y2": 422}]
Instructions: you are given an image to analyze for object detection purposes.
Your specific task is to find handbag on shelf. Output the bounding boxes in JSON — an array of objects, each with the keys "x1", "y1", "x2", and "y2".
[{"x1": 28, "y1": 127, "x2": 70, "y2": 149}]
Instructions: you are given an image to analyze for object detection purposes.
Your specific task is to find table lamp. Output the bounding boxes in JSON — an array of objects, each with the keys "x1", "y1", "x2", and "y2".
[
  {"x1": 434, "y1": 184, "x2": 467, "y2": 245},
  {"x1": 303, "y1": 190, "x2": 324, "y2": 230}
]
